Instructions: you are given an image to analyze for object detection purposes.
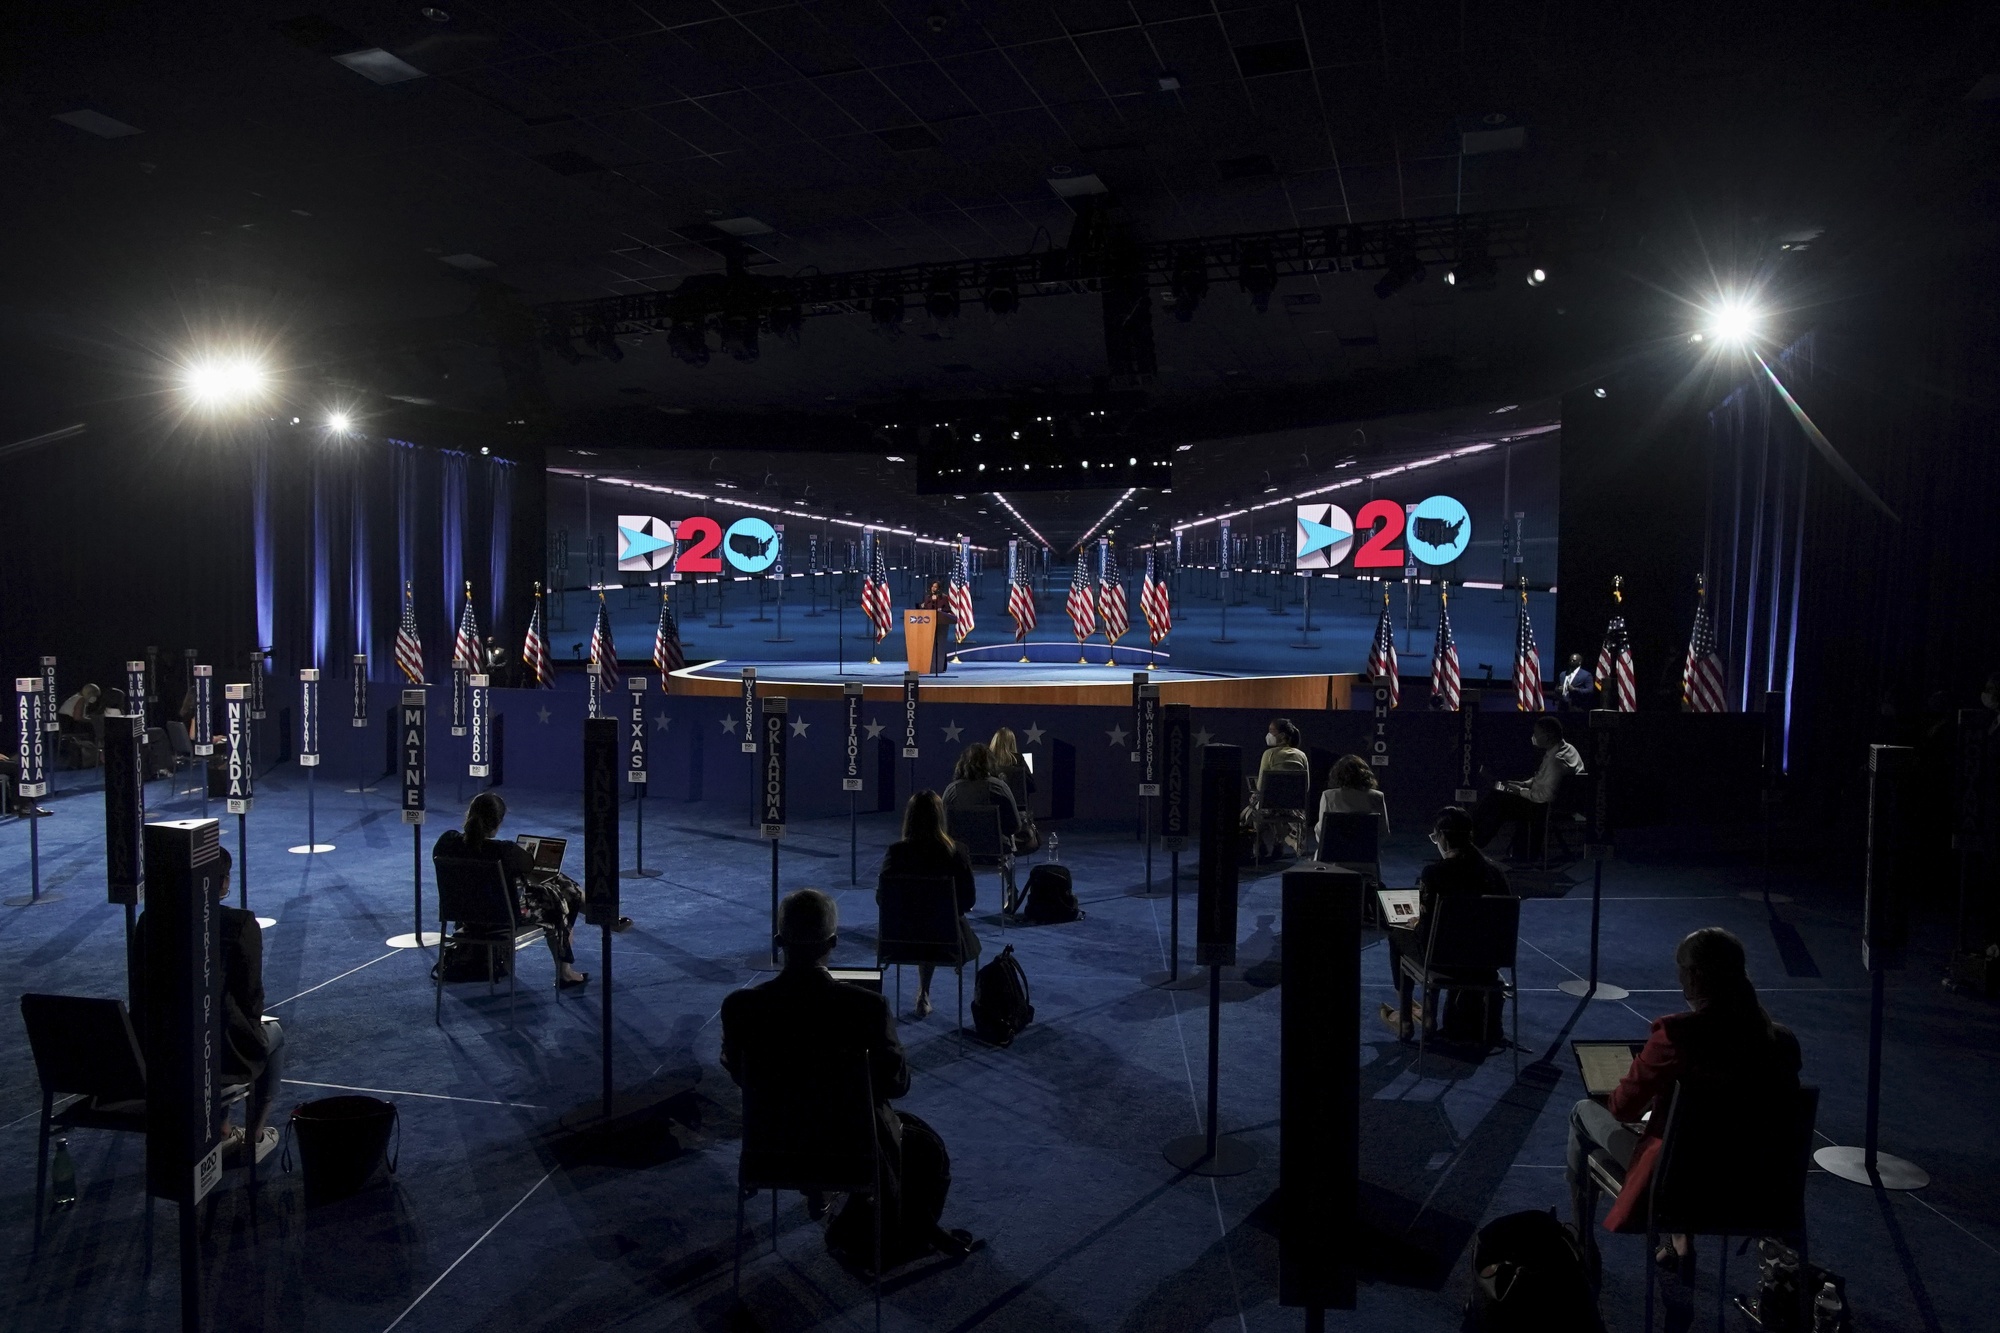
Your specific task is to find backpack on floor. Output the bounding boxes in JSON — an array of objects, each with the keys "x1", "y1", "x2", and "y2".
[
  {"x1": 1019, "y1": 863, "x2": 1083, "y2": 924},
  {"x1": 431, "y1": 929, "x2": 511, "y2": 983},
  {"x1": 1461, "y1": 1208, "x2": 1604, "y2": 1333},
  {"x1": 971, "y1": 944, "x2": 1034, "y2": 1047},
  {"x1": 827, "y1": 1110, "x2": 953, "y2": 1270}
]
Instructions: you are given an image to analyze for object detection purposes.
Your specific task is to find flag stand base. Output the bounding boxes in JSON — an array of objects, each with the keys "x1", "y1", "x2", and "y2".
[{"x1": 386, "y1": 931, "x2": 443, "y2": 949}]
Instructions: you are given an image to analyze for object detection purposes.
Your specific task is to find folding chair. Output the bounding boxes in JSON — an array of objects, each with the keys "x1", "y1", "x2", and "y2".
[
  {"x1": 1252, "y1": 768, "x2": 1310, "y2": 864},
  {"x1": 945, "y1": 802, "x2": 1016, "y2": 922},
  {"x1": 431, "y1": 856, "x2": 551, "y2": 1029},
  {"x1": 877, "y1": 873, "x2": 970, "y2": 1034},
  {"x1": 1395, "y1": 894, "x2": 1521, "y2": 1078}
]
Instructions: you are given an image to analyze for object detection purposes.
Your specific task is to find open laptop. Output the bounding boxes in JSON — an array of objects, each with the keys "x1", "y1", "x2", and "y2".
[
  {"x1": 1376, "y1": 888, "x2": 1421, "y2": 925},
  {"x1": 828, "y1": 967, "x2": 884, "y2": 993},
  {"x1": 514, "y1": 835, "x2": 568, "y2": 873},
  {"x1": 1571, "y1": 1040, "x2": 1646, "y2": 1098}
]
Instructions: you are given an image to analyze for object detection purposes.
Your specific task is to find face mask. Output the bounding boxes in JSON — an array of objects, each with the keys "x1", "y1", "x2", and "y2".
[{"x1": 1266, "y1": 733, "x2": 1279, "y2": 747}]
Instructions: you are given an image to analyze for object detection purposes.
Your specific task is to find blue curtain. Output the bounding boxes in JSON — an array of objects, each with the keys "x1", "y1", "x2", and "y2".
[
  {"x1": 351, "y1": 462, "x2": 372, "y2": 680},
  {"x1": 488, "y1": 457, "x2": 512, "y2": 637},
  {"x1": 253, "y1": 431, "x2": 276, "y2": 654},
  {"x1": 441, "y1": 450, "x2": 467, "y2": 622}
]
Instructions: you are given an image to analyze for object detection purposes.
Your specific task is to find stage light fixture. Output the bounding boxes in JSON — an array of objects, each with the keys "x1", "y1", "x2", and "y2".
[
  {"x1": 982, "y1": 270, "x2": 1019, "y2": 315},
  {"x1": 1168, "y1": 247, "x2": 1208, "y2": 322},
  {"x1": 1526, "y1": 267, "x2": 1548, "y2": 286},
  {"x1": 542, "y1": 328, "x2": 582, "y2": 365},
  {"x1": 1703, "y1": 297, "x2": 1761, "y2": 346},
  {"x1": 924, "y1": 271, "x2": 961, "y2": 322},
  {"x1": 584, "y1": 326, "x2": 623, "y2": 362},
  {"x1": 326, "y1": 411, "x2": 352, "y2": 434},
  {"x1": 181, "y1": 354, "x2": 270, "y2": 409},
  {"x1": 719, "y1": 311, "x2": 760, "y2": 362},
  {"x1": 667, "y1": 318, "x2": 710, "y2": 368},
  {"x1": 871, "y1": 280, "x2": 906, "y2": 332},
  {"x1": 1374, "y1": 238, "x2": 1425, "y2": 300},
  {"x1": 1444, "y1": 236, "x2": 1496, "y2": 289},
  {"x1": 1237, "y1": 241, "x2": 1278, "y2": 313}
]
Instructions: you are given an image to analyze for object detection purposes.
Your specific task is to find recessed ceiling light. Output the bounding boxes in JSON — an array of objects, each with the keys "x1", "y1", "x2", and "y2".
[
  {"x1": 333, "y1": 48, "x2": 427, "y2": 84},
  {"x1": 439, "y1": 253, "x2": 494, "y2": 270},
  {"x1": 53, "y1": 110, "x2": 142, "y2": 138},
  {"x1": 711, "y1": 216, "x2": 774, "y2": 236},
  {"x1": 421, "y1": 7, "x2": 450, "y2": 21},
  {"x1": 1176, "y1": 444, "x2": 1194, "y2": 452},
  {"x1": 885, "y1": 455, "x2": 905, "y2": 462}
]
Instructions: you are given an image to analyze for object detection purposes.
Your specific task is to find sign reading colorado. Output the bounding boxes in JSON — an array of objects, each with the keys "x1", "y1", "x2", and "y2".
[
  {"x1": 1294, "y1": 503, "x2": 1354, "y2": 569},
  {"x1": 1404, "y1": 495, "x2": 1472, "y2": 565}
]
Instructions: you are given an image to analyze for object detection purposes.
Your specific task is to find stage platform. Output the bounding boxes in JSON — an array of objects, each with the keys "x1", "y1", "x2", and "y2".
[{"x1": 672, "y1": 647, "x2": 1355, "y2": 709}]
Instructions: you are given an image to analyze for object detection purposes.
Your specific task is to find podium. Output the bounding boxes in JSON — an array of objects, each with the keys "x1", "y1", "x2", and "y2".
[{"x1": 904, "y1": 609, "x2": 941, "y2": 674}]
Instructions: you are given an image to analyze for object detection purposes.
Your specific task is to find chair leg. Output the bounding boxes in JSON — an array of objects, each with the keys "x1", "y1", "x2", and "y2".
[
  {"x1": 33, "y1": 1095, "x2": 50, "y2": 1252},
  {"x1": 1644, "y1": 1223, "x2": 1657, "y2": 1333},
  {"x1": 957, "y1": 965, "x2": 965, "y2": 1039}
]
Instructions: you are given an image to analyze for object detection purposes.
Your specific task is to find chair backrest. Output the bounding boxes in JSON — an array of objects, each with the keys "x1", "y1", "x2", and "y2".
[
  {"x1": 1316, "y1": 810, "x2": 1380, "y2": 863},
  {"x1": 738, "y1": 1046, "x2": 878, "y2": 1193},
  {"x1": 946, "y1": 802, "x2": 1008, "y2": 861},
  {"x1": 432, "y1": 855, "x2": 517, "y2": 929},
  {"x1": 1424, "y1": 894, "x2": 1520, "y2": 972},
  {"x1": 19, "y1": 994, "x2": 147, "y2": 1101},
  {"x1": 165, "y1": 721, "x2": 192, "y2": 757},
  {"x1": 1259, "y1": 768, "x2": 1310, "y2": 811},
  {"x1": 1651, "y1": 1081, "x2": 1819, "y2": 1237},
  {"x1": 877, "y1": 874, "x2": 961, "y2": 965},
  {"x1": 1002, "y1": 764, "x2": 1030, "y2": 811}
]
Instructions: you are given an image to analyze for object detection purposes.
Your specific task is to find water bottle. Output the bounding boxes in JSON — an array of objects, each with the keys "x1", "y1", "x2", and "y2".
[
  {"x1": 1046, "y1": 833, "x2": 1060, "y2": 864},
  {"x1": 52, "y1": 1137, "x2": 77, "y2": 1209},
  {"x1": 1812, "y1": 1281, "x2": 1843, "y2": 1332}
]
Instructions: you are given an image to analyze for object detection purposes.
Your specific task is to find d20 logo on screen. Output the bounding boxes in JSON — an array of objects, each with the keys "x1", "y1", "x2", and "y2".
[
  {"x1": 617, "y1": 515, "x2": 676, "y2": 572},
  {"x1": 1404, "y1": 495, "x2": 1472, "y2": 566},
  {"x1": 1294, "y1": 503, "x2": 1354, "y2": 570}
]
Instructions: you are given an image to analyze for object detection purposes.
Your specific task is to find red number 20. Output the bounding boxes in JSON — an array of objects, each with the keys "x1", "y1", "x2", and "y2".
[
  {"x1": 675, "y1": 517, "x2": 722, "y2": 573},
  {"x1": 1352, "y1": 500, "x2": 1406, "y2": 568}
]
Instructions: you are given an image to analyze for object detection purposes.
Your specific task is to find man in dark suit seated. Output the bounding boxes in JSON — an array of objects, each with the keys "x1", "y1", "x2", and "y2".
[
  {"x1": 1567, "y1": 927, "x2": 1802, "y2": 1277},
  {"x1": 722, "y1": 890, "x2": 909, "y2": 1223},
  {"x1": 1379, "y1": 806, "x2": 1513, "y2": 1040}
]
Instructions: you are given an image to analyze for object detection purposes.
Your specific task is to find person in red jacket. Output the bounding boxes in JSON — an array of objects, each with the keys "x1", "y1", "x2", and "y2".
[{"x1": 1567, "y1": 927, "x2": 1801, "y2": 1277}]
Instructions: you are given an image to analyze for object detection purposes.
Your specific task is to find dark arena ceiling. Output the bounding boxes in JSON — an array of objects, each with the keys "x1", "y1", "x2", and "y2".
[{"x1": 2, "y1": 0, "x2": 1996, "y2": 522}]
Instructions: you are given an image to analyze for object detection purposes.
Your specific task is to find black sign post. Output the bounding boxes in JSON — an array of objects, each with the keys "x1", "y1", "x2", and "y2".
[
  {"x1": 104, "y1": 709, "x2": 147, "y2": 897},
  {"x1": 468, "y1": 672, "x2": 490, "y2": 782},
  {"x1": 141, "y1": 816, "x2": 225, "y2": 1333},
  {"x1": 8, "y1": 678, "x2": 52, "y2": 907},
  {"x1": 248, "y1": 649, "x2": 267, "y2": 722},
  {"x1": 761, "y1": 697, "x2": 789, "y2": 965},
  {"x1": 290, "y1": 668, "x2": 333, "y2": 856},
  {"x1": 1166, "y1": 742, "x2": 1256, "y2": 1176},
  {"x1": 843, "y1": 682, "x2": 863, "y2": 884},
  {"x1": 396, "y1": 689, "x2": 437, "y2": 948},
  {"x1": 1147, "y1": 703, "x2": 1193, "y2": 984},
  {"x1": 1454, "y1": 704, "x2": 1478, "y2": 804},
  {"x1": 225, "y1": 684, "x2": 253, "y2": 910},
  {"x1": 1559, "y1": 711, "x2": 1630, "y2": 1000},
  {"x1": 582, "y1": 717, "x2": 621, "y2": 1119},
  {"x1": 901, "y1": 670, "x2": 920, "y2": 798},
  {"x1": 192, "y1": 664, "x2": 213, "y2": 817},
  {"x1": 126, "y1": 659, "x2": 147, "y2": 737},
  {"x1": 1137, "y1": 684, "x2": 1161, "y2": 896},
  {"x1": 39, "y1": 656, "x2": 57, "y2": 797},
  {"x1": 625, "y1": 676, "x2": 659, "y2": 878},
  {"x1": 740, "y1": 666, "x2": 758, "y2": 828},
  {"x1": 346, "y1": 653, "x2": 377, "y2": 795}
]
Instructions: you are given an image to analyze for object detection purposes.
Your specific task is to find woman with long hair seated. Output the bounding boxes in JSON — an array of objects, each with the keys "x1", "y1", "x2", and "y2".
[
  {"x1": 942, "y1": 741, "x2": 1022, "y2": 848},
  {"x1": 986, "y1": 726, "x2": 1039, "y2": 851},
  {"x1": 1316, "y1": 753, "x2": 1389, "y2": 860},
  {"x1": 877, "y1": 790, "x2": 980, "y2": 1019},
  {"x1": 433, "y1": 792, "x2": 625, "y2": 989}
]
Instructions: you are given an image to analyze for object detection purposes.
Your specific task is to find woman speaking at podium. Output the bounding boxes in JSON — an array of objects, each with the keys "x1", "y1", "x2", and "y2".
[{"x1": 917, "y1": 580, "x2": 956, "y2": 674}]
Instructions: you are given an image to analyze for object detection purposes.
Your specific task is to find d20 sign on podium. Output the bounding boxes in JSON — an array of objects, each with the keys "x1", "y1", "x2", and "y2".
[{"x1": 903, "y1": 608, "x2": 940, "y2": 675}]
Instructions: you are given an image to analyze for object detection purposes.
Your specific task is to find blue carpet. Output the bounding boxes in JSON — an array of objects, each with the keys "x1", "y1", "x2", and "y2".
[{"x1": 0, "y1": 770, "x2": 1993, "y2": 1332}]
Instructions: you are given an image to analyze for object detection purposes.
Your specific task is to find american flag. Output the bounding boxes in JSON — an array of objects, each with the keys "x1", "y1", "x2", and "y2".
[
  {"x1": 394, "y1": 583, "x2": 425, "y2": 684},
  {"x1": 1140, "y1": 551, "x2": 1171, "y2": 645},
  {"x1": 861, "y1": 535, "x2": 893, "y2": 652},
  {"x1": 1065, "y1": 549, "x2": 1097, "y2": 643},
  {"x1": 653, "y1": 587, "x2": 685, "y2": 674},
  {"x1": 522, "y1": 583, "x2": 552, "y2": 688},
  {"x1": 452, "y1": 582, "x2": 481, "y2": 672},
  {"x1": 1595, "y1": 593, "x2": 1637, "y2": 712},
  {"x1": 948, "y1": 540, "x2": 975, "y2": 642},
  {"x1": 1430, "y1": 585, "x2": 1461, "y2": 711},
  {"x1": 1098, "y1": 543, "x2": 1130, "y2": 643},
  {"x1": 1682, "y1": 581, "x2": 1726, "y2": 713},
  {"x1": 1366, "y1": 585, "x2": 1399, "y2": 707},
  {"x1": 1513, "y1": 586, "x2": 1545, "y2": 712},
  {"x1": 1008, "y1": 569, "x2": 1037, "y2": 639},
  {"x1": 590, "y1": 594, "x2": 620, "y2": 690}
]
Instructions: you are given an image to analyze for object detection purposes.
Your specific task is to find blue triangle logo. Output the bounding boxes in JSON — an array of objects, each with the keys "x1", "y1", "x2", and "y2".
[
  {"x1": 620, "y1": 524, "x2": 671, "y2": 561},
  {"x1": 1297, "y1": 516, "x2": 1350, "y2": 558}
]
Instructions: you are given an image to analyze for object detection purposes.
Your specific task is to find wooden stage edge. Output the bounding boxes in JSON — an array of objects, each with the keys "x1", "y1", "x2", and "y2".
[{"x1": 666, "y1": 666, "x2": 1355, "y2": 711}]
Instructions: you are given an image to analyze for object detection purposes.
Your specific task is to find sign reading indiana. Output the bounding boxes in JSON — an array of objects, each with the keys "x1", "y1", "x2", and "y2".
[{"x1": 1295, "y1": 494, "x2": 1472, "y2": 570}]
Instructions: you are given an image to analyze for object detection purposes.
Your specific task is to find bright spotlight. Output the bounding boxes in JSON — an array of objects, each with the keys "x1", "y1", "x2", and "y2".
[
  {"x1": 326, "y1": 412, "x2": 353, "y2": 434},
  {"x1": 1526, "y1": 267, "x2": 1547, "y2": 287},
  {"x1": 1704, "y1": 298, "x2": 1761, "y2": 346},
  {"x1": 181, "y1": 354, "x2": 269, "y2": 408}
]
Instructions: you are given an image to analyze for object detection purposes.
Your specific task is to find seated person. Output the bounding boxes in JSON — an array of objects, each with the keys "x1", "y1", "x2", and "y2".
[
  {"x1": 878, "y1": 791, "x2": 981, "y2": 1019},
  {"x1": 988, "y1": 727, "x2": 1039, "y2": 852},
  {"x1": 1379, "y1": 806, "x2": 1512, "y2": 1039},
  {"x1": 1243, "y1": 717, "x2": 1310, "y2": 856},
  {"x1": 1316, "y1": 753, "x2": 1389, "y2": 861},
  {"x1": 721, "y1": 889, "x2": 910, "y2": 1228},
  {"x1": 942, "y1": 742, "x2": 1021, "y2": 849},
  {"x1": 1472, "y1": 715, "x2": 1585, "y2": 853},
  {"x1": 0, "y1": 751, "x2": 51, "y2": 816},
  {"x1": 432, "y1": 793, "x2": 625, "y2": 989},
  {"x1": 56, "y1": 683, "x2": 100, "y2": 733},
  {"x1": 1566, "y1": 928, "x2": 1801, "y2": 1276},
  {"x1": 133, "y1": 847, "x2": 284, "y2": 1164}
]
